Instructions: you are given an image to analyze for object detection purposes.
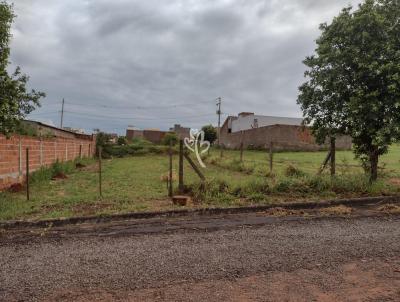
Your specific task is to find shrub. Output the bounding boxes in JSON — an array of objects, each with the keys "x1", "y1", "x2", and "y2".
[
  {"x1": 30, "y1": 160, "x2": 78, "y2": 184},
  {"x1": 229, "y1": 159, "x2": 254, "y2": 174},
  {"x1": 242, "y1": 179, "x2": 270, "y2": 195},
  {"x1": 285, "y1": 165, "x2": 305, "y2": 177},
  {"x1": 247, "y1": 193, "x2": 266, "y2": 202},
  {"x1": 117, "y1": 136, "x2": 128, "y2": 145},
  {"x1": 273, "y1": 179, "x2": 294, "y2": 193},
  {"x1": 162, "y1": 132, "x2": 178, "y2": 146}
]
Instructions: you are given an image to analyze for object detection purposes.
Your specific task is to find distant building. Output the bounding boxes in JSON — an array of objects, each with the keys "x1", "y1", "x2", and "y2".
[
  {"x1": 143, "y1": 129, "x2": 169, "y2": 144},
  {"x1": 169, "y1": 124, "x2": 190, "y2": 139},
  {"x1": 126, "y1": 126, "x2": 144, "y2": 141},
  {"x1": 126, "y1": 124, "x2": 191, "y2": 144},
  {"x1": 22, "y1": 120, "x2": 93, "y2": 140},
  {"x1": 220, "y1": 113, "x2": 352, "y2": 151},
  {"x1": 63, "y1": 127, "x2": 86, "y2": 135},
  {"x1": 126, "y1": 127, "x2": 169, "y2": 144},
  {"x1": 229, "y1": 112, "x2": 303, "y2": 133}
]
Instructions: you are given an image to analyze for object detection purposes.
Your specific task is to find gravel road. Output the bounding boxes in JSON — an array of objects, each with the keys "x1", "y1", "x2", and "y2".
[{"x1": 0, "y1": 214, "x2": 399, "y2": 301}]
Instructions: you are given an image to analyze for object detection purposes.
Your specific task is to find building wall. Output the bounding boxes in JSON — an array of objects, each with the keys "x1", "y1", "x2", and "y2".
[
  {"x1": 231, "y1": 114, "x2": 303, "y2": 133},
  {"x1": 126, "y1": 129, "x2": 144, "y2": 141},
  {"x1": 143, "y1": 130, "x2": 168, "y2": 144},
  {"x1": 172, "y1": 124, "x2": 190, "y2": 140},
  {"x1": 220, "y1": 123, "x2": 352, "y2": 151},
  {"x1": 0, "y1": 134, "x2": 96, "y2": 190},
  {"x1": 23, "y1": 120, "x2": 78, "y2": 139}
]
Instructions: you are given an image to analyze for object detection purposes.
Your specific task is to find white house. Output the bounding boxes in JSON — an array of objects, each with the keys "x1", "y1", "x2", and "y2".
[{"x1": 230, "y1": 112, "x2": 303, "y2": 133}]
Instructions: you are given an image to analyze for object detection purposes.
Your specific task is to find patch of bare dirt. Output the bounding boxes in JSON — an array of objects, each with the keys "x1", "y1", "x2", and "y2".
[
  {"x1": 42, "y1": 260, "x2": 400, "y2": 302},
  {"x1": 265, "y1": 207, "x2": 306, "y2": 216},
  {"x1": 388, "y1": 178, "x2": 400, "y2": 186},
  {"x1": 7, "y1": 183, "x2": 24, "y2": 193},
  {"x1": 75, "y1": 162, "x2": 86, "y2": 169},
  {"x1": 320, "y1": 205, "x2": 352, "y2": 216},
  {"x1": 81, "y1": 163, "x2": 99, "y2": 173},
  {"x1": 51, "y1": 172, "x2": 68, "y2": 180},
  {"x1": 72, "y1": 203, "x2": 114, "y2": 216},
  {"x1": 378, "y1": 203, "x2": 400, "y2": 214}
]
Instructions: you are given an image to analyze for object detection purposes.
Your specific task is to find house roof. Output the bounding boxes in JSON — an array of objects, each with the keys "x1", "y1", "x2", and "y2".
[{"x1": 24, "y1": 120, "x2": 93, "y2": 139}]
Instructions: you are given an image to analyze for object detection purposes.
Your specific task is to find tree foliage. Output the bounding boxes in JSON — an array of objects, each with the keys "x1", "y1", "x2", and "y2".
[
  {"x1": 297, "y1": 0, "x2": 400, "y2": 181},
  {"x1": 117, "y1": 136, "x2": 127, "y2": 145},
  {"x1": 201, "y1": 124, "x2": 217, "y2": 144},
  {"x1": 162, "y1": 132, "x2": 178, "y2": 146},
  {"x1": 0, "y1": 1, "x2": 45, "y2": 136},
  {"x1": 96, "y1": 132, "x2": 112, "y2": 153}
]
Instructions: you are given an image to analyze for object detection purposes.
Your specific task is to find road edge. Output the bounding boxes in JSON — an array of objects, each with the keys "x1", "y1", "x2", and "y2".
[{"x1": 1, "y1": 195, "x2": 399, "y2": 229}]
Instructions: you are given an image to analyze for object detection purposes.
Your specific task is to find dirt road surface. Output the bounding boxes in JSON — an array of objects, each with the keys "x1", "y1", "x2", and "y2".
[{"x1": 0, "y1": 212, "x2": 399, "y2": 301}]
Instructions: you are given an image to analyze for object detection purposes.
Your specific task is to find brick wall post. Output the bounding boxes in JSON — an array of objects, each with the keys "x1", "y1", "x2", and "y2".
[
  {"x1": 40, "y1": 138, "x2": 43, "y2": 166},
  {"x1": 54, "y1": 141, "x2": 57, "y2": 161}
]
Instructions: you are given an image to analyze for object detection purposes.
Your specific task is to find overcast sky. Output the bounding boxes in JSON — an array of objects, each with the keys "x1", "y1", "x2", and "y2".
[{"x1": 10, "y1": 0, "x2": 361, "y2": 134}]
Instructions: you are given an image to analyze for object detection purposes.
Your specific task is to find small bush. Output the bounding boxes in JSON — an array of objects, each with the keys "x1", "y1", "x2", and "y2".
[
  {"x1": 242, "y1": 179, "x2": 270, "y2": 195},
  {"x1": 264, "y1": 171, "x2": 276, "y2": 179},
  {"x1": 229, "y1": 159, "x2": 255, "y2": 174},
  {"x1": 117, "y1": 136, "x2": 128, "y2": 145},
  {"x1": 273, "y1": 179, "x2": 295, "y2": 193},
  {"x1": 30, "y1": 160, "x2": 76, "y2": 184},
  {"x1": 285, "y1": 165, "x2": 305, "y2": 177},
  {"x1": 101, "y1": 141, "x2": 169, "y2": 158},
  {"x1": 162, "y1": 132, "x2": 178, "y2": 146},
  {"x1": 247, "y1": 192, "x2": 266, "y2": 202}
]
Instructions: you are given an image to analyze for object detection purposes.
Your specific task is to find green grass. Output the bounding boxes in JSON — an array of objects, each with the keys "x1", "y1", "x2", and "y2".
[{"x1": 1, "y1": 145, "x2": 400, "y2": 221}]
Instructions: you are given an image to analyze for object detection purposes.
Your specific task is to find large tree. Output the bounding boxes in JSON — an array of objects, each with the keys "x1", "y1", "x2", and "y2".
[
  {"x1": 0, "y1": 1, "x2": 45, "y2": 136},
  {"x1": 298, "y1": 0, "x2": 400, "y2": 181}
]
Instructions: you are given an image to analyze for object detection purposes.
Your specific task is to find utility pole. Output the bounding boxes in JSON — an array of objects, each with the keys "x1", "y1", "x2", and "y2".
[
  {"x1": 60, "y1": 98, "x2": 65, "y2": 129},
  {"x1": 216, "y1": 97, "x2": 222, "y2": 146},
  {"x1": 216, "y1": 97, "x2": 223, "y2": 157}
]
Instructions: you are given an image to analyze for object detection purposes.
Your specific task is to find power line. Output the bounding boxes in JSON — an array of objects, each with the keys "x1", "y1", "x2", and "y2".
[
  {"x1": 46, "y1": 99, "x2": 216, "y2": 110},
  {"x1": 28, "y1": 111, "x2": 60, "y2": 116},
  {"x1": 61, "y1": 110, "x2": 225, "y2": 121}
]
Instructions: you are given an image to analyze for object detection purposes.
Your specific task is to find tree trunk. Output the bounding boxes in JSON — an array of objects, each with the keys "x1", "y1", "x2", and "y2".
[
  {"x1": 369, "y1": 147, "x2": 379, "y2": 182},
  {"x1": 330, "y1": 137, "x2": 336, "y2": 176}
]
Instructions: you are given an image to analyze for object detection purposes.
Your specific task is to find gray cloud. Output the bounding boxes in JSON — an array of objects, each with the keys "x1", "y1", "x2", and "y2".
[{"x1": 10, "y1": 0, "x2": 361, "y2": 134}]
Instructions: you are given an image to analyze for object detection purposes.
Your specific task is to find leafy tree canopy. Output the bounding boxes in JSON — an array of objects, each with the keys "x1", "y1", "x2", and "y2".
[
  {"x1": 0, "y1": 1, "x2": 45, "y2": 136},
  {"x1": 201, "y1": 124, "x2": 217, "y2": 144},
  {"x1": 162, "y1": 132, "x2": 178, "y2": 146},
  {"x1": 297, "y1": 0, "x2": 400, "y2": 181}
]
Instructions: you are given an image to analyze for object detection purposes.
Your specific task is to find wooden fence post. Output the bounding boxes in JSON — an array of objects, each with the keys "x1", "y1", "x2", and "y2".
[
  {"x1": 269, "y1": 141, "x2": 274, "y2": 173},
  {"x1": 184, "y1": 153, "x2": 205, "y2": 182},
  {"x1": 26, "y1": 148, "x2": 30, "y2": 201},
  {"x1": 318, "y1": 151, "x2": 332, "y2": 175},
  {"x1": 169, "y1": 142, "x2": 173, "y2": 198},
  {"x1": 330, "y1": 137, "x2": 336, "y2": 176},
  {"x1": 98, "y1": 146, "x2": 102, "y2": 197},
  {"x1": 179, "y1": 140, "x2": 184, "y2": 194},
  {"x1": 240, "y1": 131, "x2": 244, "y2": 162}
]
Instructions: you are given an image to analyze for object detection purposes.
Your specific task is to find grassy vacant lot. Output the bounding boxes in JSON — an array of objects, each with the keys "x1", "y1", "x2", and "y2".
[{"x1": 1, "y1": 145, "x2": 400, "y2": 221}]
